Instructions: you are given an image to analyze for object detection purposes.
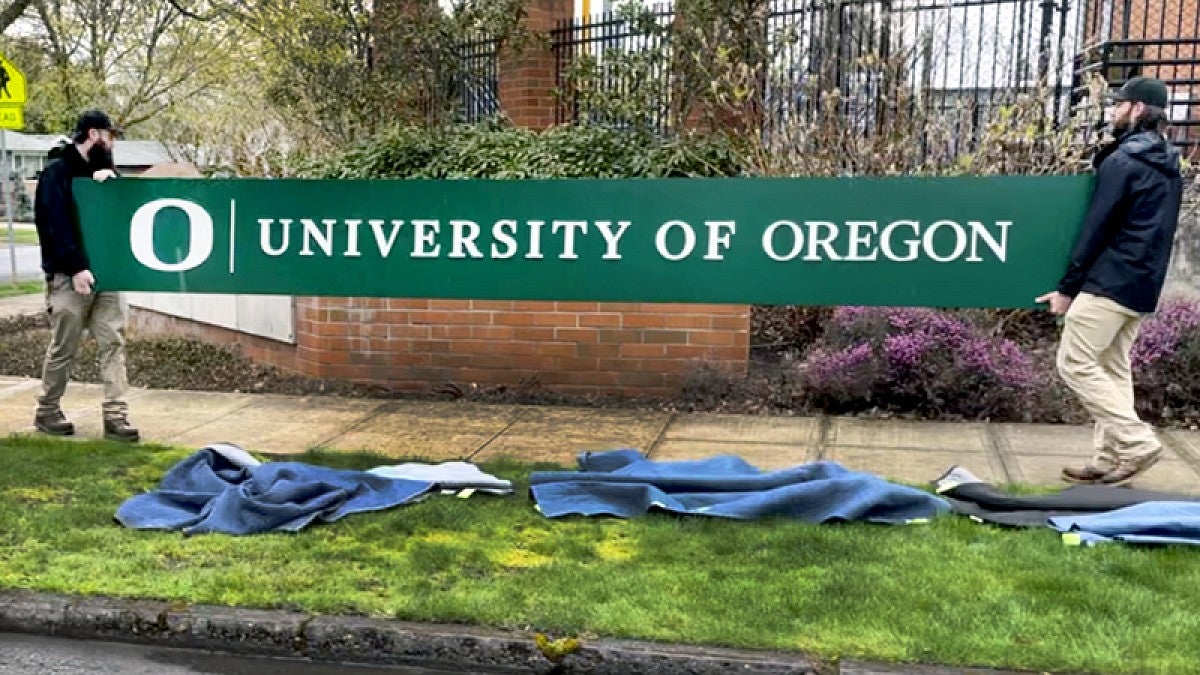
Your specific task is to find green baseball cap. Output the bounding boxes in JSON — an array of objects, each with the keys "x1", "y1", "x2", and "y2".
[{"x1": 1111, "y1": 76, "x2": 1170, "y2": 108}]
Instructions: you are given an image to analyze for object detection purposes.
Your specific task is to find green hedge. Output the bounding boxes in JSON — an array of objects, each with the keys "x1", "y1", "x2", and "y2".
[{"x1": 308, "y1": 122, "x2": 749, "y2": 179}]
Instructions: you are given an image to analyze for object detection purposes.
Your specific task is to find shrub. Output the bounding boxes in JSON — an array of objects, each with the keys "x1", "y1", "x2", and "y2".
[
  {"x1": 307, "y1": 122, "x2": 749, "y2": 179},
  {"x1": 796, "y1": 306, "x2": 1037, "y2": 420},
  {"x1": 1132, "y1": 299, "x2": 1200, "y2": 424}
]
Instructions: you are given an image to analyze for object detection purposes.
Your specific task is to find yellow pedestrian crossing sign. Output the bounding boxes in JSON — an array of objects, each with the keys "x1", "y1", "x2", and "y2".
[
  {"x1": 0, "y1": 54, "x2": 25, "y2": 104},
  {"x1": 0, "y1": 53, "x2": 27, "y2": 131}
]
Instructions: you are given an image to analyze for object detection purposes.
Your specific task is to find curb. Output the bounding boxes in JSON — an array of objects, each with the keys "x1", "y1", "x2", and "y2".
[{"x1": 0, "y1": 590, "x2": 829, "y2": 674}]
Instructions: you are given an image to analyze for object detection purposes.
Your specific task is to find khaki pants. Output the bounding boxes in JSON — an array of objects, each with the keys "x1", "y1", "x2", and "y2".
[
  {"x1": 36, "y1": 273, "x2": 130, "y2": 421},
  {"x1": 1056, "y1": 292, "x2": 1160, "y2": 468}
]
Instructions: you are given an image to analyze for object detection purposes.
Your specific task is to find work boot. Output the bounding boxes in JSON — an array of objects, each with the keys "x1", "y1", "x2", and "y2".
[
  {"x1": 1061, "y1": 464, "x2": 1108, "y2": 484},
  {"x1": 1099, "y1": 447, "x2": 1163, "y2": 487},
  {"x1": 34, "y1": 410, "x2": 75, "y2": 436},
  {"x1": 103, "y1": 416, "x2": 140, "y2": 443}
]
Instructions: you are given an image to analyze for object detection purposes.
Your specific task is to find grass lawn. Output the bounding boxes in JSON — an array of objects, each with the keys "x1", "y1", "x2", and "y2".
[
  {"x1": 0, "y1": 280, "x2": 42, "y2": 298},
  {"x1": 2, "y1": 228, "x2": 38, "y2": 246},
  {"x1": 1, "y1": 435, "x2": 1197, "y2": 674}
]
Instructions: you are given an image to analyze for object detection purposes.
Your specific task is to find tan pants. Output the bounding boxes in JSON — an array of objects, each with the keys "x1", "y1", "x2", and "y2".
[
  {"x1": 36, "y1": 273, "x2": 130, "y2": 421},
  {"x1": 1057, "y1": 292, "x2": 1160, "y2": 468}
]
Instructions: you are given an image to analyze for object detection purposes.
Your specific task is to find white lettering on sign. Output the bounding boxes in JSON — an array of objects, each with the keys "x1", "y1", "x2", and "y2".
[
  {"x1": 656, "y1": 220, "x2": 696, "y2": 261},
  {"x1": 129, "y1": 198, "x2": 214, "y2": 272},
  {"x1": 186, "y1": 216, "x2": 1014, "y2": 266}
]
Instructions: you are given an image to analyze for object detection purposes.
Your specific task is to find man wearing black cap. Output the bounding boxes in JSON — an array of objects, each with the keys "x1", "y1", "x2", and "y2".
[
  {"x1": 32, "y1": 109, "x2": 139, "y2": 442},
  {"x1": 1036, "y1": 76, "x2": 1183, "y2": 485}
]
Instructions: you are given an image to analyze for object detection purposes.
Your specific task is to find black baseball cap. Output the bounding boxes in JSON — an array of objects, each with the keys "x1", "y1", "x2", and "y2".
[
  {"x1": 1111, "y1": 76, "x2": 1170, "y2": 108},
  {"x1": 73, "y1": 109, "x2": 123, "y2": 138}
]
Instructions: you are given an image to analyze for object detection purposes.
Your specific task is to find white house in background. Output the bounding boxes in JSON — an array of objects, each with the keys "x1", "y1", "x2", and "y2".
[{"x1": 0, "y1": 130, "x2": 173, "y2": 180}]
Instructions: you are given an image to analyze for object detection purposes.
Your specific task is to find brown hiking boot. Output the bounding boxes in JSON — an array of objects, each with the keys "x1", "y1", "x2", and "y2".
[
  {"x1": 1099, "y1": 448, "x2": 1163, "y2": 487},
  {"x1": 103, "y1": 416, "x2": 140, "y2": 443},
  {"x1": 34, "y1": 411, "x2": 75, "y2": 436},
  {"x1": 1061, "y1": 464, "x2": 1109, "y2": 484}
]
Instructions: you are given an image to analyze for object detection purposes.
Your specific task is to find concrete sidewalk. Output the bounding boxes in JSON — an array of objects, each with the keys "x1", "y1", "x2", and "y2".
[{"x1": 4, "y1": 375, "x2": 1199, "y2": 491}]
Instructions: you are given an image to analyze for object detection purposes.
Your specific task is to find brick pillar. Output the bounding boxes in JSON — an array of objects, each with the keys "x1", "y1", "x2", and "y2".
[{"x1": 498, "y1": 0, "x2": 572, "y2": 129}]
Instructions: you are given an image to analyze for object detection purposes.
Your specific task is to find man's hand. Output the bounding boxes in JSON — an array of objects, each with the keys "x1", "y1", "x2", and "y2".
[
  {"x1": 72, "y1": 270, "x2": 95, "y2": 295},
  {"x1": 92, "y1": 169, "x2": 117, "y2": 182},
  {"x1": 1035, "y1": 291, "x2": 1072, "y2": 316}
]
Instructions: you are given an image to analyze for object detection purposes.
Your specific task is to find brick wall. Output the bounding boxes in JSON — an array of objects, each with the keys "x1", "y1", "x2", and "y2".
[{"x1": 292, "y1": 297, "x2": 748, "y2": 396}]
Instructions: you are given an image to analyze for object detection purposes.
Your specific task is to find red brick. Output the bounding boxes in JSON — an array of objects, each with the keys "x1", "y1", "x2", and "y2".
[
  {"x1": 557, "y1": 356, "x2": 599, "y2": 371},
  {"x1": 620, "y1": 343, "x2": 667, "y2": 358},
  {"x1": 429, "y1": 300, "x2": 473, "y2": 310},
  {"x1": 513, "y1": 327, "x2": 556, "y2": 341},
  {"x1": 411, "y1": 340, "x2": 452, "y2": 354},
  {"x1": 598, "y1": 358, "x2": 648, "y2": 373},
  {"x1": 432, "y1": 325, "x2": 472, "y2": 339},
  {"x1": 711, "y1": 315, "x2": 749, "y2": 330},
  {"x1": 471, "y1": 300, "x2": 513, "y2": 310},
  {"x1": 621, "y1": 314, "x2": 670, "y2": 329},
  {"x1": 579, "y1": 314, "x2": 621, "y2": 327},
  {"x1": 642, "y1": 330, "x2": 690, "y2": 344},
  {"x1": 389, "y1": 325, "x2": 432, "y2": 339},
  {"x1": 313, "y1": 322, "x2": 353, "y2": 337},
  {"x1": 556, "y1": 302, "x2": 599, "y2": 312},
  {"x1": 597, "y1": 329, "x2": 645, "y2": 344},
  {"x1": 689, "y1": 331, "x2": 737, "y2": 346},
  {"x1": 577, "y1": 343, "x2": 620, "y2": 358},
  {"x1": 494, "y1": 311, "x2": 576, "y2": 327},
  {"x1": 555, "y1": 328, "x2": 598, "y2": 342},
  {"x1": 472, "y1": 326, "x2": 515, "y2": 340}
]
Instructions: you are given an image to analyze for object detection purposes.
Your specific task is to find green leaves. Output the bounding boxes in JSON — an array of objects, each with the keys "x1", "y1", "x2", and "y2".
[{"x1": 310, "y1": 122, "x2": 750, "y2": 180}]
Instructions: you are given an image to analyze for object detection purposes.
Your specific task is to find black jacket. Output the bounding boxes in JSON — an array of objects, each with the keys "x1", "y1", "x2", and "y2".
[
  {"x1": 1056, "y1": 129, "x2": 1184, "y2": 314},
  {"x1": 35, "y1": 143, "x2": 113, "y2": 277}
]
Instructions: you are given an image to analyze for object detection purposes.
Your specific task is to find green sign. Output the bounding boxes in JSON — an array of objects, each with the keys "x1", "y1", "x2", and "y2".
[{"x1": 74, "y1": 175, "x2": 1093, "y2": 308}]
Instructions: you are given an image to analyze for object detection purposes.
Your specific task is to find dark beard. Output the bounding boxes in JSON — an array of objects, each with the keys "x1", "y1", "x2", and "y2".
[
  {"x1": 1111, "y1": 117, "x2": 1132, "y2": 137},
  {"x1": 87, "y1": 144, "x2": 114, "y2": 170}
]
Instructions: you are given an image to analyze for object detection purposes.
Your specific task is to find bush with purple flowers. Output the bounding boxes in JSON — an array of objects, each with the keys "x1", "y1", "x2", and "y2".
[
  {"x1": 1131, "y1": 299, "x2": 1200, "y2": 422},
  {"x1": 797, "y1": 306, "x2": 1038, "y2": 420}
]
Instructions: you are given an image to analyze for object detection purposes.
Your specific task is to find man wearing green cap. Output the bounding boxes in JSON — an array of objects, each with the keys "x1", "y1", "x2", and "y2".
[{"x1": 1036, "y1": 76, "x2": 1183, "y2": 486}]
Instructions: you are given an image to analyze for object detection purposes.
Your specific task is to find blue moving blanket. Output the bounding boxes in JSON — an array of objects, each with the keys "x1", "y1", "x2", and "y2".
[
  {"x1": 116, "y1": 445, "x2": 433, "y2": 535},
  {"x1": 529, "y1": 449, "x2": 950, "y2": 523},
  {"x1": 1049, "y1": 502, "x2": 1200, "y2": 546}
]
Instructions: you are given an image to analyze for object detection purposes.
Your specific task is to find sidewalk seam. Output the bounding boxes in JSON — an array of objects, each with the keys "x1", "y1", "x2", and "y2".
[
  {"x1": 980, "y1": 424, "x2": 1021, "y2": 484},
  {"x1": 643, "y1": 412, "x2": 677, "y2": 459},
  {"x1": 814, "y1": 415, "x2": 831, "y2": 461},
  {"x1": 1160, "y1": 430, "x2": 1200, "y2": 476},
  {"x1": 466, "y1": 407, "x2": 532, "y2": 461},
  {"x1": 309, "y1": 400, "x2": 393, "y2": 451}
]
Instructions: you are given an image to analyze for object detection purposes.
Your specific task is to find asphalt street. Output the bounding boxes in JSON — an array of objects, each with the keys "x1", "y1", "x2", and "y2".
[{"x1": 0, "y1": 632, "x2": 489, "y2": 675}]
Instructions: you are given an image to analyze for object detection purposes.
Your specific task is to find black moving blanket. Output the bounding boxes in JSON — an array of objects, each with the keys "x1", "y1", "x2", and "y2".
[{"x1": 932, "y1": 465, "x2": 1200, "y2": 527}]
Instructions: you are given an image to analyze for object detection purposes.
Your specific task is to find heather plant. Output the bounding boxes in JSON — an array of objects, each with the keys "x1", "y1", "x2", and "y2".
[
  {"x1": 797, "y1": 306, "x2": 1037, "y2": 420},
  {"x1": 1131, "y1": 299, "x2": 1200, "y2": 423}
]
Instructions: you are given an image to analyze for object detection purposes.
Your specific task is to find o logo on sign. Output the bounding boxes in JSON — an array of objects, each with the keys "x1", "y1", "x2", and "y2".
[{"x1": 129, "y1": 198, "x2": 214, "y2": 272}]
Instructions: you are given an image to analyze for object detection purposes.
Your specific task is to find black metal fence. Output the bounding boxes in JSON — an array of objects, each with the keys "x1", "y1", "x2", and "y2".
[
  {"x1": 547, "y1": 0, "x2": 1200, "y2": 154},
  {"x1": 550, "y1": 6, "x2": 676, "y2": 132},
  {"x1": 551, "y1": 0, "x2": 1086, "y2": 139},
  {"x1": 453, "y1": 33, "x2": 502, "y2": 123},
  {"x1": 763, "y1": 0, "x2": 1085, "y2": 144}
]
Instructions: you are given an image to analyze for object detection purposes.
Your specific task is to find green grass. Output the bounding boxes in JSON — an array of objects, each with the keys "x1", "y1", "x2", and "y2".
[
  {"x1": 0, "y1": 279, "x2": 42, "y2": 298},
  {"x1": 1, "y1": 435, "x2": 1198, "y2": 674},
  {"x1": 2, "y1": 228, "x2": 38, "y2": 246}
]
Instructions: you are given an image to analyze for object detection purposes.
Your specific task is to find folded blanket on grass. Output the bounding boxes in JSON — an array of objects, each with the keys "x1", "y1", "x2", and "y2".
[
  {"x1": 116, "y1": 443, "x2": 433, "y2": 535},
  {"x1": 529, "y1": 448, "x2": 950, "y2": 523}
]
